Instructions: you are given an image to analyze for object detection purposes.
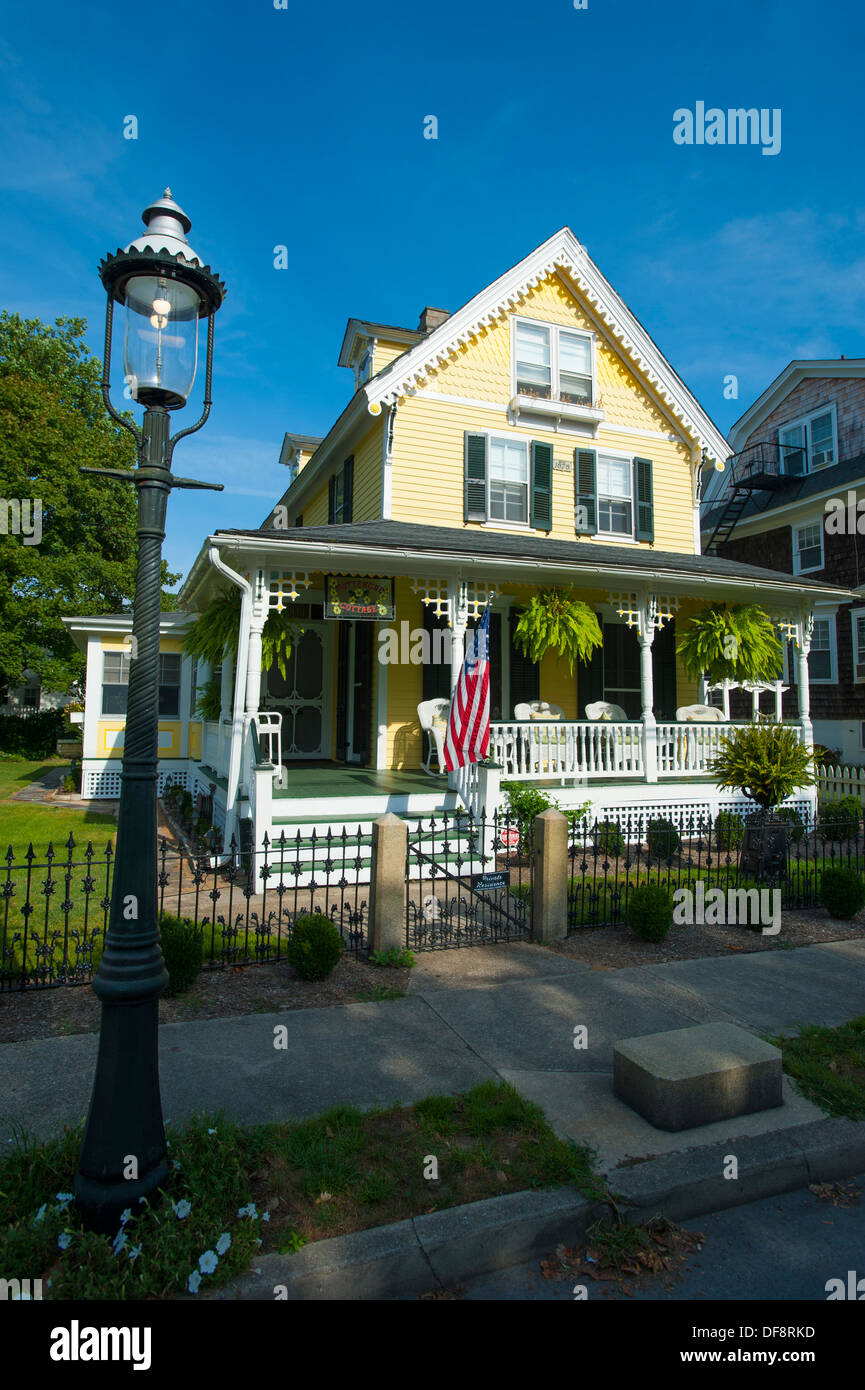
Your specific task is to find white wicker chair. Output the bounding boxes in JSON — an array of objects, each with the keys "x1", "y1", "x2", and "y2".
[
  {"x1": 676, "y1": 703, "x2": 726, "y2": 722},
  {"x1": 513, "y1": 701, "x2": 565, "y2": 720},
  {"x1": 584, "y1": 700, "x2": 627, "y2": 721},
  {"x1": 417, "y1": 697, "x2": 450, "y2": 774}
]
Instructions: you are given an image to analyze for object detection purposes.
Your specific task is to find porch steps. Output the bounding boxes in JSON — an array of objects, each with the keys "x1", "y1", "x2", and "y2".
[{"x1": 255, "y1": 809, "x2": 484, "y2": 888}]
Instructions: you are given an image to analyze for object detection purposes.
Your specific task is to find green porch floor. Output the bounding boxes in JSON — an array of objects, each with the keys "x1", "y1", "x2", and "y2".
[{"x1": 272, "y1": 765, "x2": 443, "y2": 799}]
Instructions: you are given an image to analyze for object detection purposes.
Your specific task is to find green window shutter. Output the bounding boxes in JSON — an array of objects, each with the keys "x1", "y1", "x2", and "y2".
[
  {"x1": 422, "y1": 605, "x2": 451, "y2": 702},
  {"x1": 579, "y1": 615, "x2": 604, "y2": 712},
  {"x1": 508, "y1": 609, "x2": 539, "y2": 712},
  {"x1": 464, "y1": 433, "x2": 488, "y2": 522},
  {"x1": 530, "y1": 440, "x2": 553, "y2": 531},
  {"x1": 651, "y1": 619, "x2": 676, "y2": 719},
  {"x1": 574, "y1": 448, "x2": 597, "y2": 534},
  {"x1": 327, "y1": 476, "x2": 336, "y2": 524},
  {"x1": 634, "y1": 457, "x2": 654, "y2": 541},
  {"x1": 343, "y1": 456, "x2": 354, "y2": 523}
]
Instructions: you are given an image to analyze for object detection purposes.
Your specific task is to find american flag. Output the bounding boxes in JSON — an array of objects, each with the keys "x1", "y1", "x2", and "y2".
[{"x1": 444, "y1": 602, "x2": 491, "y2": 771}]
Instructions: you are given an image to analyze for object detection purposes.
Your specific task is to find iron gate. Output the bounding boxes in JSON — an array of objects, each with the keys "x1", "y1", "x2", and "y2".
[{"x1": 405, "y1": 809, "x2": 533, "y2": 949}]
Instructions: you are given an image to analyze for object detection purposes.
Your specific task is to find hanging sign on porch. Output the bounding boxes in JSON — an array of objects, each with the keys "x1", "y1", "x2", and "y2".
[{"x1": 324, "y1": 575, "x2": 395, "y2": 621}]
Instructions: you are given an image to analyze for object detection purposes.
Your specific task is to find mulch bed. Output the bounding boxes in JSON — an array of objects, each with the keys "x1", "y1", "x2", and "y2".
[{"x1": 548, "y1": 908, "x2": 865, "y2": 970}]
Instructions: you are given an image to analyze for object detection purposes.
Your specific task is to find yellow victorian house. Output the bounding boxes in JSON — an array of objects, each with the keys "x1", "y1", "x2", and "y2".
[{"x1": 65, "y1": 228, "x2": 847, "y2": 867}]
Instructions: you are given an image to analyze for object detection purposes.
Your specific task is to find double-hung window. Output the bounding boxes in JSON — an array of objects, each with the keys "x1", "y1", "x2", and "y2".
[
  {"x1": 779, "y1": 405, "x2": 837, "y2": 475},
  {"x1": 852, "y1": 609, "x2": 865, "y2": 683},
  {"x1": 489, "y1": 438, "x2": 529, "y2": 523},
  {"x1": 597, "y1": 455, "x2": 633, "y2": 536},
  {"x1": 102, "y1": 651, "x2": 131, "y2": 715},
  {"x1": 809, "y1": 617, "x2": 835, "y2": 683},
  {"x1": 793, "y1": 521, "x2": 823, "y2": 574},
  {"x1": 159, "y1": 654, "x2": 182, "y2": 717},
  {"x1": 514, "y1": 320, "x2": 593, "y2": 406}
]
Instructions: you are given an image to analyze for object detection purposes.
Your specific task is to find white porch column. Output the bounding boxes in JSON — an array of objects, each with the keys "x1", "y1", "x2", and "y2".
[
  {"x1": 751, "y1": 686, "x2": 760, "y2": 722},
  {"x1": 245, "y1": 609, "x2": 266, "y2": 715},
  {"x1": 638, "y1": 598, "x2": 658, "y2": 784},
  {"x1": 774, "y1": 680, "x2": 784, "y2": 723},
  {"x1": 217, "y1": 649, "x2": 234, "y2": 775},
  {"x1": 721, "y1": 679, "x2": 731, "y2": 721},
  {"x1": 795, "y1": 615, "x2": 814, "y2": 749}
]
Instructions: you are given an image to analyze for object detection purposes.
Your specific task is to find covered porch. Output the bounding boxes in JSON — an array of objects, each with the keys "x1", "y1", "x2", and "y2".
[{"x1": 176, "y1": 521, "x2": 844, "y2": 849}]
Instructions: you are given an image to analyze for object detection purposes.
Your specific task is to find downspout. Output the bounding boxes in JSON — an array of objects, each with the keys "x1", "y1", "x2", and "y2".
[{"x1": 207, "y1": 544, "x2": 252, "y2": 855}]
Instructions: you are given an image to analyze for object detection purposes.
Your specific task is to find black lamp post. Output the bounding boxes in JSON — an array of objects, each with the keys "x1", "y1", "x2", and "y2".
[{"x1": 74, "y1": 191, "x2": 225, "y2": 1233}]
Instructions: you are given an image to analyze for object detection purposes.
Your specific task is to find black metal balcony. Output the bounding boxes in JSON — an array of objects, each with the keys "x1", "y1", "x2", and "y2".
[{"x1": 726, "y1": 440, "x2": 805, "y2": 491}]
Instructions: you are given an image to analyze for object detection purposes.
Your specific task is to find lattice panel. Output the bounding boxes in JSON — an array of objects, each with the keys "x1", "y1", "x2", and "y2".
[
  {"x1": 268, "y1": 571, "x2": 313, "y2": 610},
  {"x1": 608, "y1": 592, "x2": 640, "y2": 629},
  {"x1": 82, "y1": 768, "x2": 123, "y2": 799},
  {"x1": 411, "y1": 577, "x2": 450, "y2": 618},
  {"x1": 465, "y1": 582, "x2": 498, "y2": 619}
]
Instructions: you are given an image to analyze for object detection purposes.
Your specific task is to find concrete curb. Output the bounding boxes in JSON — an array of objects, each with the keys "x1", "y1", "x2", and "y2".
[{"x1": 202, "y1": 1116, "x2": 865, "y2": 1300}]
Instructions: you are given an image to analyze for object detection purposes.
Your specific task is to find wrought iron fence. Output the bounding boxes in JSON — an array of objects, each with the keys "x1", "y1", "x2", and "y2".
[
  {"x1": 405, "y1": 809, "x2": 533, "y2": 949},
  {"x1": 1, "y1": 830, "x2": 368, "y2": 992},
  {"x1": 566, "y1": 807, "x2": 864, "y2": 930}
]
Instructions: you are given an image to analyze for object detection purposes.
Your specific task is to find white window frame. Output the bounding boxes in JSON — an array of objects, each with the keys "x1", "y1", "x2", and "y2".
[
  {"x1": 511, "y1": 316, "x2": 596, "y2": 409},
  {"x1": 792, "y1": 518, "x2": 824, "y2": 575},
  {"x1": 777, "y1": 402, "x2": 838, "y2": 476},
  {"x1": 851, "y1": 607, "x2": 865, "y2": 684},
  {"x1": 807, "y1": 615, "x2": 836, "y2": 684},
  {"x1": 488, "y1": 434, "x2": 530, "y2": 525},
  {"x1": 594, "y1": 449, "x2": 638, "y2": 541}
]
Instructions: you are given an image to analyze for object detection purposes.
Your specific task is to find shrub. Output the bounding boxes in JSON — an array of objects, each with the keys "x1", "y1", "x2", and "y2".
[
  {"x1": 369, "y1": 947, "x2": 415, "y2": 968},
  {"x1": 502, "y1": 782, "x2": 557, "y2": 849},
  {"x1": 775, "y1": 806, "x2": 805, "y2": 844},
  {"x1": 287, "y1": 912, "x2": 343, "y2": 980},
  {"x1": 708, "y1": 723, "x2": 816, "y2": 811},
  {"x1": 820, "y1": 796, "x2": 861, "y2": 841},
  {"x1": 820, "y1": 867, "x2": 865, "y2": 920},
  {"x1": 714, "y1": 809, "x2": 745, "y2": 851},
  {"x1": 158, "y1": 914, "x2": 203, "y2": 996},
  {"x1": 0, "y1": 709, "x2": 65, "y2": 758},
  {"x1": 646, "y1": 817, "x2": 680, "y2": 860},
  {"x1": 812, "y1": 744, "x2": 842, "y2": 767},
  {"x1": 626, "y1": 884, "x2": 674, "y2": 941},
  {"x1": 593, "y1": 819, "x2": 625, "y2": 858},
  {"x1": 61, "y1": 774, "x2": 77, "y2": 793}
]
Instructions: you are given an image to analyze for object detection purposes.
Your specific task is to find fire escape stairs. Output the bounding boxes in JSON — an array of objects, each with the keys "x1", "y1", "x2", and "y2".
[{"x1": 704, "y1": 489, "x2": 754, "y2": 555}]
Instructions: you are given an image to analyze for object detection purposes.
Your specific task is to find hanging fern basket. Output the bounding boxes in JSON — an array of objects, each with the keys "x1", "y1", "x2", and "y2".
[
  {"x1": 512, "y1": 588, "x2": 603, "y2": 674},
  {"x1": 676, "y1": 603, "x2": 783, "y2": 686}
]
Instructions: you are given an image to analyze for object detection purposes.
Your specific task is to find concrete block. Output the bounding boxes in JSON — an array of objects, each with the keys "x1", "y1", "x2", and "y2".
[{"x1": 613, "y1": 1022, "x2": 783, "y2": 1132}]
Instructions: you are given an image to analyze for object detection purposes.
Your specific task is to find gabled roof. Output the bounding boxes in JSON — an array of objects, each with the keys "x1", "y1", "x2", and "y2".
[
  {"x1": 728, "y1": 358, "x2": 865, "y2": 454},
  {"x1": 338, "y1": 318, "x2": 423, "y2": 368},
  {"x1": 362, "y1": 227, "x2": 730, "y2": 463}
]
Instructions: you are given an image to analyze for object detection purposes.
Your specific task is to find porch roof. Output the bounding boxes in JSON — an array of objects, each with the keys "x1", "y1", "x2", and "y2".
[{"x1": 186, "y1": 520, "x2": 854, "y2": 608}]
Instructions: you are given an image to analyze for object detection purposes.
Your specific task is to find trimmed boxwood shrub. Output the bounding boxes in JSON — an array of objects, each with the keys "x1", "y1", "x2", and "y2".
[
  {"x1": 158, "y1": 913, "x2": 203, "y2": 995},
  {"x1": 646, "y1": 817, "x2": 680, "y2": 860},
  {"x1": 287, "y1": 912, "x2": 343, "y2": 980},
  {"x1": 714, "y1": 810, "x2": 745, "y2": 851},
  {"x1": 593, "y1": 819, "x2": 625, "y2": 859},
  {"x1": 820, "y1": 796, "x2": 861, "y2": 841},
  {"x1": 819, "y1": 867, "x2": 865, "y2": 920},
  {"x1": 626, "y1": 884, "x2": 674, "y2": 942}
]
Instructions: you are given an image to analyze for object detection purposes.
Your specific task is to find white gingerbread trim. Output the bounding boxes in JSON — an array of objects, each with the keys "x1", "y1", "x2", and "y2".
[{"x1": 364, "y1": 227, "x2": 730, "y2": 464}]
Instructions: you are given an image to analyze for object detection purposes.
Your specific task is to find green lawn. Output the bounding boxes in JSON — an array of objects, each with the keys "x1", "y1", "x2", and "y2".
[
  {"x1": 0, "y1": 1082, "x2": 604, "y2": 1299},
  {"x1": 768, "y1": 1015, "x2": 865, "y2": 1119},
  {"x1": 0, "y1": 756, "x2": 116, "y2": 857}
]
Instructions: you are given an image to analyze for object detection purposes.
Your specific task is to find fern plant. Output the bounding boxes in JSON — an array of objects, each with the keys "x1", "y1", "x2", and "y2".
[
  {"x1": 194, "y1": 675, "x2": 222, "y2": 721},
  {"x1": 677, "y1": 603, "x2": 783, "y2": 685},
  {"x1": 512, "y1": 588, "x2": 602, "y2": 674},
  {"x1": 186, "y1": 587, "x2": 302, "y2": 681},
  {"x1": 708, "y1": 723, "x2": 816, "y2": 811}
]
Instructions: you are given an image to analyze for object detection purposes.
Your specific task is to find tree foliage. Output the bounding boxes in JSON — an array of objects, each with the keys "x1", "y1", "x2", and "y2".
[
  {"x1": 0, "y1": 312, "x2": 181, "y2": 692},
  {"x1": 512, "y1": 588, "x2": 602, "y2": 674},
  {"x1": 676, "y1": 603, "x2": 783, "y2": 685}
]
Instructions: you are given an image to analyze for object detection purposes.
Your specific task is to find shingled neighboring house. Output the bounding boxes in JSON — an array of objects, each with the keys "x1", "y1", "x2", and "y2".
[{"x1": 702, "y1": 359, "x2": 865, "y2": 761}]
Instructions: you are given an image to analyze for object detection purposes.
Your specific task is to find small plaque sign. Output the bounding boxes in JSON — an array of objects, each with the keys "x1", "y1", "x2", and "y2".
[{"x1": 472, "y1": 870, "x2": 511, "y2": 893}]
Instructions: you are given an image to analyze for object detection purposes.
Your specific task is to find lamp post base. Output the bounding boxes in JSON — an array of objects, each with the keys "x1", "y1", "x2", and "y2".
[{"x1": 74, "y1": 992, "x2": 169, "y2": 1234}]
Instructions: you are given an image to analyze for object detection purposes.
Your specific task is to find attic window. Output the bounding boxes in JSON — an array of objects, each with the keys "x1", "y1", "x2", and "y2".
[
  {"x1": 513, "y1": 319, "x2": 594, "y2": 406},
  {"x1": 357, "y1": 349, "x2": 372, "y2": 385}
]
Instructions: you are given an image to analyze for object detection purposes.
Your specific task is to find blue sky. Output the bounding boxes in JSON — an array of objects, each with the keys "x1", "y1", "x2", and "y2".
[{"x1": 2, "y1": 0, "x2": 864, "y2": 582}]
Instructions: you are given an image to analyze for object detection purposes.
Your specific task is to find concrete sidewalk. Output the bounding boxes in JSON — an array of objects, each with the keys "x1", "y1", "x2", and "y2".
[{"x1": 2, "y1": 938, "x2": 864, "y2": 1175}]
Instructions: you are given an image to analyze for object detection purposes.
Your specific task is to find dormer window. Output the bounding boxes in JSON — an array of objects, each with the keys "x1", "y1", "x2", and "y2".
[{"x1": 513, "y1": 319, "x2": 594, "y2": 406}]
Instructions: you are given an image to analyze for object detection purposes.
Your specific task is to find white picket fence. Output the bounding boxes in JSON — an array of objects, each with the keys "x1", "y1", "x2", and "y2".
[{"x1": 816, "y1": 764, "x2": 865, "y2": 805}]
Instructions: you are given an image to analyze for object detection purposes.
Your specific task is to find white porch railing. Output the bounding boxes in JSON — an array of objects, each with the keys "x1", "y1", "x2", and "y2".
[
  {"x1": 490, "y1": 720, "x2": 644, "y2": 780},
  {"x1": 253, "y1": 710, "x2": 282, "y2": 769},
  {"x1": 656, "y1": 721, "x2": 805, "y2": 777},
  {"x1": 202, "y1": 720, "x2": 220, "y2": 770}
]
